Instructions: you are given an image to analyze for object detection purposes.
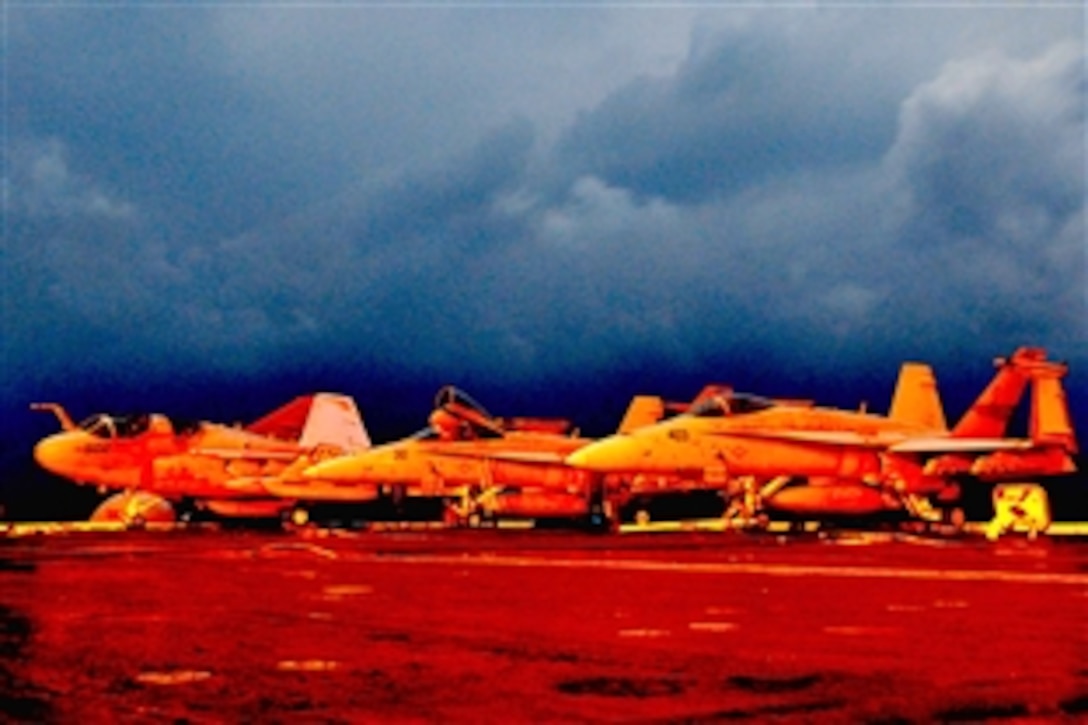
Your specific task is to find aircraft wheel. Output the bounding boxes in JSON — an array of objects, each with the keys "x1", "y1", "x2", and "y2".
[
  {"x1": 586, "y1": 512, "x2": 611, "y2": 534},
  {"x1": 945, "y1": 507, "x2": 966, "y2": 531},
  {"x1": 751, "y1": 514, "x2": 770, "y2": 532},
  {"x1": 901, "y1": 520, "x2": 927, "y2": 535},
  {"x1": 289, "y1": 507, "x2": 310, "y2": 527}
]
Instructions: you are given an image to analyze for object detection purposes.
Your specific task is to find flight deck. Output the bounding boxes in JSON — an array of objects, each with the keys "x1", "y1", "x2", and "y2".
[{"x1": 2, "y1": 527, "x2": 1086, "y2": 722}]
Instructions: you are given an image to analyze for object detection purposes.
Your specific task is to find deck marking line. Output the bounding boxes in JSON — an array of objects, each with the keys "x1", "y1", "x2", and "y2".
[{"x1": 364, "y1": 553, "x2": 1088, "y2": 586}]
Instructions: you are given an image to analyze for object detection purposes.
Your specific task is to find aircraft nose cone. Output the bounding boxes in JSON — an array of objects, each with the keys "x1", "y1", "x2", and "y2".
[
  {"x1": 566, "y1": 436, "x2": 647, "y2": 473},
  {"x1": 33, "y1": 433, "x2": 79, "y2": 477}
]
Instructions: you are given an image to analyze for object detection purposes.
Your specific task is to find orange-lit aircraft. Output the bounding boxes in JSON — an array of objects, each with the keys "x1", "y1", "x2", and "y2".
[
  {"x1": 32, "y1": 394, "x2": 370, "y2": 525},
  {"x1": 286, "y1": 386, "x2": 715, "y2": 527},
  {"x1": 277, "y1": 387, "x2": 596, "y2": 526},
  {"x1": 567, "y1": 348, "x2": 1077, "y2": 531}
]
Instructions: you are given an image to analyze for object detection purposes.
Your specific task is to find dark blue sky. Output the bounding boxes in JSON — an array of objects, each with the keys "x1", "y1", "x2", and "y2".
[{"x1": 2, "y1": 4, "x2": 1085, "y2": 473}]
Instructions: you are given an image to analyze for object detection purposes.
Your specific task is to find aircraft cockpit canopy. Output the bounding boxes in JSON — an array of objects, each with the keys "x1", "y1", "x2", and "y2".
[
  {"x1": 434, "y1": 386, "x2": 493, "y2": 420},
  {"x1": 410, "y1": 426, "x2": 441, "y2": 441},
  {"x1": 431, "y1": 386, "x2": 503, "y2": 440},
  {"x1": 79, "y1": 413, "x2": 151, "y2": 439},
  {"x1": 689, "y1": 392, "x2": 777, "y2": 418},
  {"x1": 77, "y1": 413, "x2": 185, "y2": 439}
]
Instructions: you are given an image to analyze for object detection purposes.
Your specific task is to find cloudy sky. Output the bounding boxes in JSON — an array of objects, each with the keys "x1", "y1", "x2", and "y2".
[{"x1": 3, "y1": 2, "x2": 1085, "y2": 453}]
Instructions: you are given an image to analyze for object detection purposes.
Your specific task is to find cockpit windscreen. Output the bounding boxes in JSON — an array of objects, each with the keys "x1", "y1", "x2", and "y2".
[
  {"x1": 79, "y1": 414, "x2": 151, "y2": 439},
  {"x1": 689, "y1": 393, "x2": 776, "y2": 418},
  {"x1": 410, "y1": 426, "x2": 441, "y2": 441}
]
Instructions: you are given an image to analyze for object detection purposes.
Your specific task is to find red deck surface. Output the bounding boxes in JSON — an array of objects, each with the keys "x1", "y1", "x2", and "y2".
[{"x1": 3, "y1": 529, "x2": 1087, "y2": 722}]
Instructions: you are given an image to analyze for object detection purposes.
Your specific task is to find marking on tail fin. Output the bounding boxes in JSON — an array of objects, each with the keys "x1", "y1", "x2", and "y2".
[
  {"x1": 889, "y1": 363, "x2": 947, "y2": 432},
  {"x1": 246, "y1": 396, "x2": 314, "y2": 440},
  {"x1": 299, "y1": 394, "x2": 371, "y2": 452}
]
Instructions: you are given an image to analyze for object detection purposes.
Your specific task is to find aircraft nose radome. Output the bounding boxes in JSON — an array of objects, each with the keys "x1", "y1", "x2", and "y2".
[
  {"x1": 33, "y1": 434, "x2": 77, "y2": 475},
  {"x1": 566, "y1": 437, "x2": 644, "y2": 473}
]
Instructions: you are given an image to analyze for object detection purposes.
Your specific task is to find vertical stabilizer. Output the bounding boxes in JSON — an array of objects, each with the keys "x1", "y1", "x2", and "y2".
[
  {"x1": 617, "y1": 396, "x2": 666, "y2": 434},
  {"x1": 299, "y1": 394, "x2": 371, "y2": 452},
  {"x1": 246, "y1": 396, "x2": 314, "y2": 439},
  {"x1": 889, "y1": 362, "x2": 947, "y2": 432},
  {"x1": 1030, "y1": 362, "x2": 1077, "y2": 454},
  {"x1": 951, "y1": 348, "x2": 1038, "y2": 438}
]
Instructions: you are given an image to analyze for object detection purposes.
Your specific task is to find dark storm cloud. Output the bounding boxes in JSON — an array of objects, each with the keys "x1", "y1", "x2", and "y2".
[
  {"x1": 880, "y1": 44, "x2": 1085, "y2": 345},
  {"x1": 175, "y1": 119, "x2": 539, "y2": 374},
  {"x1": 7, "y1": 7, "x2": 290, "y2": 235},
  {"x1": 2, "y1": 5, "x2": 1084, "y2": 442},
  {"x1": 556, "y1": 16, "x2": 902, "y2": 202},
  {"x1": 541, "y1": 17, "x2": 1082, "y2": 378}
]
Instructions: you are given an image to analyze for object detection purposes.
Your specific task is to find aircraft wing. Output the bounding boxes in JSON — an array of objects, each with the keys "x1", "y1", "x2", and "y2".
[
  {"x1": 716, "y1": 429, "x2": 1037, "y2": 454},
  {"x1": 435, "y1": 449, "x2": 572, "y2": 465},
  {"x1": 262, "y1": 478, "x2": 382, "y2": 502},
  {"x1": 488, "y1": 451, "x2": 571, "y2": 464},
  {"x1": 714, "y1": 430, "x2": 906, "y2": 448},
  {"x1": 888, "y1": 437, "x2": 1036, "y2": 454},
  {"x1": 219, "y1": 477, "x2": 285, "y2": 497},
  {"x1": 191, "y1": 448, "x2": 302, "y2": 461}
]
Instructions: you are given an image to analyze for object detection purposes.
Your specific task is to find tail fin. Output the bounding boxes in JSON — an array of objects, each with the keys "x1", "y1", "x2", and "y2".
[
  {"x1": 951, "y1": 348, "x2": 1040, "y2": 438},
  {"x1": 246, "y1": 396, "x2": 314, "y2": 440},
  {"x1": 247, "y1": 394, "x2": 371, "y2": 451},
  {"x1": 1029, "y1": 359, "x2": 1077, "y2": 454},
  {"x1": 889, "y1": 363, "x2": 947, "y2": 432},
  {"x1": 965, "y1": 356, "x2": 1077, "y2": 479},
  {"x1": 299, "y1": 394, "x2": 371, "y2": 452},
  {"x1": 617, "y1": 396, "x2": 666, "y2": 434}
]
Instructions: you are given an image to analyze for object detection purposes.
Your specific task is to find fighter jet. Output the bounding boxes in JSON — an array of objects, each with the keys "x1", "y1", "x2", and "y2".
[
  {"x1": 288, "y1": 386, "x2": 715, "y2": 528},
  {"x1": 566, "y1": 348, "x2": 1077, "y2": 531},
  {"x1": 32, "y1": 394, "x2": 370, "y2": 526},
  {"x1": 275, "y1": 387, "x2": 590, "y2": 526}
]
